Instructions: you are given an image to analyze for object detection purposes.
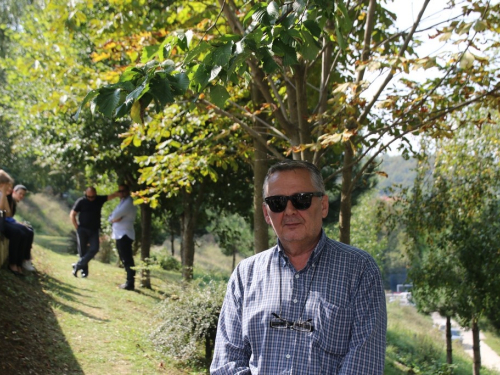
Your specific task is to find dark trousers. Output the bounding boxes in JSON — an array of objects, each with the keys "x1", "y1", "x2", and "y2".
[
  {"x1": 76, "y1": 226, "x2": 99, "y2": 271},
  {"x1": 116, "y1": 235, "x2": 135, "y2": 285},
  {"x1": 18, "y1": 224, "x2": 34, "y2": 260},
  {"x1": 3, "y1": 220, "x2": 28, "y2": 267}
]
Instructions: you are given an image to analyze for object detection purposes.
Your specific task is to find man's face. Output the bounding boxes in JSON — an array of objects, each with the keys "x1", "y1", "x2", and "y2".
[
  {"x1": 118, "y1": 185, "x2": 129, "y2": 198},
  {"x1": 13, "y1": 188, "x2": 26, "y2": 202},
  {"x1": 262, "y1": 169, "x2": 328, "y2": 253},
  {"x1": 85, "y1": 188, "x2": 97, "y2": 201}
]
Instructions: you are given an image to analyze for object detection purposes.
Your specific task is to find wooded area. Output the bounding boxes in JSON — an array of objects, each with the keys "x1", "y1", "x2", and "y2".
[{"x1": 2, "y1": 1, "x2": 500, "y2": 373}]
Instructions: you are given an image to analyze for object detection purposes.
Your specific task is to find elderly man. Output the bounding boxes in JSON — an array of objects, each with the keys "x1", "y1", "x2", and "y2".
[
  {"x1": 211, "y1": 160, "x2": 387, "y2": 374},
  {"x1": 108, "y1": 184, "x2": 137, "y2": 291},
  {"x1": 70, "y1": 187, "x2": 119, "y2": 278}
]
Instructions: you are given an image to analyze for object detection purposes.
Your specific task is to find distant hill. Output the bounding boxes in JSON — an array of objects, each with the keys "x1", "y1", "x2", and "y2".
[{"x1": 376, "y1": 154, "x2": 418, "y2": 195}]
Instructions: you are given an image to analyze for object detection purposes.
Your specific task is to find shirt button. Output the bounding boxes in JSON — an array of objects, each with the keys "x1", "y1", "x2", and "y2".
[
  {"x1": 286, "y1": 354, "x2": 291, "y2": 359},
  {"x1": 293, "y1": 299, "x2": 298, "y2": 303},
  {"x1": 295, "y1": 274, "x2": 300, "y2": 279}
]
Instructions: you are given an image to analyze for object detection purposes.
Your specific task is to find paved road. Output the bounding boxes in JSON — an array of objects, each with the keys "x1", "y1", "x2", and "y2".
[{"x1": 431, "y1": 313, "x2": 500, "y2": 372}]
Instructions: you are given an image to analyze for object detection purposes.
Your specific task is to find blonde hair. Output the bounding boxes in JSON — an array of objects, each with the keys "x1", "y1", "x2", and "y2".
[{"x1": 0, "y1": 170, "x2": 14, "y2": 186}]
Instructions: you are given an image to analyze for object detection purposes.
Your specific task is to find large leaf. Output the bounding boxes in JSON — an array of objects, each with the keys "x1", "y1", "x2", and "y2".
[
  {"x1": 267, "y1": 1, "x2": 280, "y2": 20},
  {"x1": 125, "y1": 79, "x2": 149, "y2": 106},
  {"x1": 209, "y1": 65, "x2": 223, "y2": 82},
  {"x1": 131, "y1": 101, "x2": 142, "y2": 124},
  {"x1": 212, "y1": 42, "x2": 233, "y2": 67},
  {"x1": 141, "y1": 45, "x2": 160, "y2": 63},
  {"x1": 94, "y1": 88, "x2": 122, "y2": 118},
  {"x1": 150, "y1": 75, "x2": 173, "y2": 107},
  {"x1": 192, "y1": 64, "x2": 211, "y2": 90},
  {"x1": 184, "y1": 42, "x2": 211, "y2": 65},
  {"x1": 300, "y1": 29, "x2": 321, "y2": 60},
  {"x1": 171, "y1": 72, "x2": 190, "y2": 94},
  {"x1": 74, "y1": 89, "x2": 99, "y2": 120},
  {"x1": 303, "y1": 20, "x2": 322, "y2": 38},
  {"x1": 209, "y1": 85, "x2": 230, "y2": 108}
]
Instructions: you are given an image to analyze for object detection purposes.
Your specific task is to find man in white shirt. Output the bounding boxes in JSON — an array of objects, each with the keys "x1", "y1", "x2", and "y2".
[{"x1": 108, "y1": 184, "x2": 137, "y2": 291}]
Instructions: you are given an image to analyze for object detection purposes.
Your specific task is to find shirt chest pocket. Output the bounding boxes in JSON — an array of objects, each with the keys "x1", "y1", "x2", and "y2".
[{"x1": 312, "y1": 301, "x2": 354, "y2": 355}]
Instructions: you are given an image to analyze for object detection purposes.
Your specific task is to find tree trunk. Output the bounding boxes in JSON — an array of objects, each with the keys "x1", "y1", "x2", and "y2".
[
  {"x1": 252, "y1": 83, "x2": 269, "y2": 254},
  {"x1": 180, "y1": 185, "x2": 205, "y2": 281},
  {"x1": 339, "y1": 143, "x2": 353, "y2": 244},
  {"x1": 140, "y1": 204, "x2": 152, "y2": 288},
  {"x1": 446, "y1": 316, "x2": 452, "y2": 364},
  {"x1": 181, "y1": 191, "x2": 196, "y2": 281},
  {"x1": 472, "y1": 318, "x2": 481, "y2": 375},
  {"x1": 170, "y1": 220, "x2": 175, "y2": 257}
]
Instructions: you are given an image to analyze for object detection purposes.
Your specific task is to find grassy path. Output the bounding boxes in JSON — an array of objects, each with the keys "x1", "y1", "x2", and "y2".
[{"x1": 0, "y1": 236, "x2": 190, "y2": 375}]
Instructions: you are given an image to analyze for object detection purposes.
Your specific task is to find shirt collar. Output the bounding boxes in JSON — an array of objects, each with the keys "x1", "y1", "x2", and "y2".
[{"x1": 276, "y1": 230, "x2": 327, "y2": 269}]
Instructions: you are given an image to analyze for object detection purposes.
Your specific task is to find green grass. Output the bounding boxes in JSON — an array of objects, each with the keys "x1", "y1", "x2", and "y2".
[{"x1": 386, "y1": 302, "x2": 500, "y2": 374}]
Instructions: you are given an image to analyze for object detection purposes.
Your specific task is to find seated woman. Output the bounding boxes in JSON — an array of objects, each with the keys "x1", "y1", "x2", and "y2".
[{"x1": 0, "y1": 170, "x2": 29, "y2": 276}]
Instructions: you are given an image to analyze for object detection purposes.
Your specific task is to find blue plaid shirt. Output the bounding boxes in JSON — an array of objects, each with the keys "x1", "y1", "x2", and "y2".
[{"x1": 211, "y1": 231, "x2": 386, "y2": 374}]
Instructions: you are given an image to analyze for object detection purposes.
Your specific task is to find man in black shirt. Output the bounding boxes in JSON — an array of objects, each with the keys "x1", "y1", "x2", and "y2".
[{"x1": 70, "y1": 186, "x2": 119, "y2": 277}]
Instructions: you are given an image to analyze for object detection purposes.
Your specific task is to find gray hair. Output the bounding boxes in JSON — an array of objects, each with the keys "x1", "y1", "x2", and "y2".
[
  {"x1": 14, "y1": 184, "x2": 27, "y2": 192},
  {"x1": 262, "y1": 160, "x2": 325, "y2": 197}
]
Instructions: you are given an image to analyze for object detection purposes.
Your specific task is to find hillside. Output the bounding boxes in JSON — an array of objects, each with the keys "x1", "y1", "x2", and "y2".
[
  {"x1": 1, "y1": 193, "x2": 499, "y2": 374},
  {"x1": 377, "y1": 154, "x2": 418, "y2": 195}
]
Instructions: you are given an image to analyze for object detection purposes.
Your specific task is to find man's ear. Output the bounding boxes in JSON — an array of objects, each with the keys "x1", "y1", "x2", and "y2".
[
  {"x1": 321, "y1": 194, "x2": 329, "y2": 219},
  {"x1": 262, "y1": 203, "x2": 272, "y2": 224}
]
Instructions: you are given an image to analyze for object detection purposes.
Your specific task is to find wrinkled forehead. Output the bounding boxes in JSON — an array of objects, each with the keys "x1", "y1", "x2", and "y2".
[{"x1": 264, "y1": 169, "x2": 315, "y2": 197}]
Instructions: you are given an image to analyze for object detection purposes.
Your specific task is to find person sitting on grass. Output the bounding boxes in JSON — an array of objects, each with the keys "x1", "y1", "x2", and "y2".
[
  {"x1": 0, "y1": 170, "x2": 29, "y2": 276},
  {"x1": 7, "y1": 184, "x2": 35, "y2": 271}
]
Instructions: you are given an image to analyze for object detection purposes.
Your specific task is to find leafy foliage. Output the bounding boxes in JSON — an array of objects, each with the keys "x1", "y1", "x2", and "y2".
[
  {"x1": 151, "y1": 279, "x2": 226, "y2": 369},
  {"x1": 395, "y1": 116, "x2": 500, "y2": 327}
]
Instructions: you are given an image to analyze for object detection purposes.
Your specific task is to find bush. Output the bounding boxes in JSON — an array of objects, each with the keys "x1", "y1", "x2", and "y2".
[
  {"x1": 151, "y1": 279, "x2": 226, "y2": 370},
  {"x1": 158, "y1": 255, "x2": 182, "y2": 271}
]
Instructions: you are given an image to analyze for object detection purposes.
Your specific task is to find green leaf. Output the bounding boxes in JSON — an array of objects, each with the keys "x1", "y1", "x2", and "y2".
[
  {"x1": 192, "y1": 64, "x2": 211, "y2": 90},
  {"x1": 212, "y1": 42, "x2": 233, "y2": 67},
  {"x1": 209, "y1": 65, "x2": 223, "y2": 82},
  {"x1": 335, "y1": 21, "x2": 346, "y2": 51},
  {"x1": 337, "y1": 1, "x2": 352, "y2": 32},
  {"x1": 267, "y1": 1, "x2": 280, "y2": 20},
  {"x1": 149, "y1": 75, "x2": 173, "y2": 107},
  {"x1": 172, "y1": 72, "x2": 190, "y2": 93},
  {"x1": 75, "y1": 89, "x2": 99, "y2": 120},
  {"x1": 114, "y1": 100, "x2": 133, "y2": 119},
  {"x1": 300, "y1": 29, "x2": 320, "y2": 60},
  {"x1": 125, "y1": 79, "x2": 149, "y2": 106},
  {"x1": 141, "y1": 45, "x2": 160, "y2": 63},
  {"x1": 159, "y1": 59, "x2": 176, "y2": 74},
  {"x1": 95, "y1": 88, "x2": 122, "y2": 118},
  {"x1": 120, "y1": 67, "x2": 144, "y2": 83},
  {"x1": 243, "y1": 3, "x2": 265, "y2": 25},
  {"x1": 184, "y1": 42, "x2": 211, "y2": 65},
  {"x1": 131, "y1": 101, "x2": 142, "y2": 124},
  {"x1": 303, "y1": 20, "x2": 322, "y2": 38},
  {"x1": 209, "y1": 85, "x2": 230, "y2": 108}
]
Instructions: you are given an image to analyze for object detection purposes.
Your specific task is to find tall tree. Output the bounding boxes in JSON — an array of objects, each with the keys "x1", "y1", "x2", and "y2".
[
  {"x1": 396, "y1": 118, "x2": 500, "y2": 374},
  {"x1": 79, "y1": 0, "x2": 500, "y2": 246}
]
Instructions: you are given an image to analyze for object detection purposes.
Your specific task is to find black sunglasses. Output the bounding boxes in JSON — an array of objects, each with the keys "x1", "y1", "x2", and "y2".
[
  {"x1": 85, "y1": 194, "x2": 96, "y2": 199},
  {"x1": 264, "y1": 192, "x2": 323, "y2": 213}
]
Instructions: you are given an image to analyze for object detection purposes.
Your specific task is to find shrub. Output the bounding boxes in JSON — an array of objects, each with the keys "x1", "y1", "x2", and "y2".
[
  {"x1": 151, "y1": 279, "x2": 226, "y2": 371},
  {"x1": 158, "y1": 255, "x2": 181, "y2": 272}
]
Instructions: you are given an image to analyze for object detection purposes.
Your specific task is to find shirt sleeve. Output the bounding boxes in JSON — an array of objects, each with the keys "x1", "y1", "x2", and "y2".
[
  {"x1": 109, "y1": 198, "x2": 136, "y2": 222},
  {"x1": 338, "y1": 259, "x2": 387, "y2": 374},
  {"x1": 72, "y1": 198, "x2": 82, "y2": 212},
  {"x1": 210, "y1": 267, "x2": 252, "y2": 375}
]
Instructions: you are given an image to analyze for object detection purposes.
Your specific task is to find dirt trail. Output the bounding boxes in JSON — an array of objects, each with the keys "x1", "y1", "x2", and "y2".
[{"x1": 431, "y1": 312, "x2": 500, "y2": 372}]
